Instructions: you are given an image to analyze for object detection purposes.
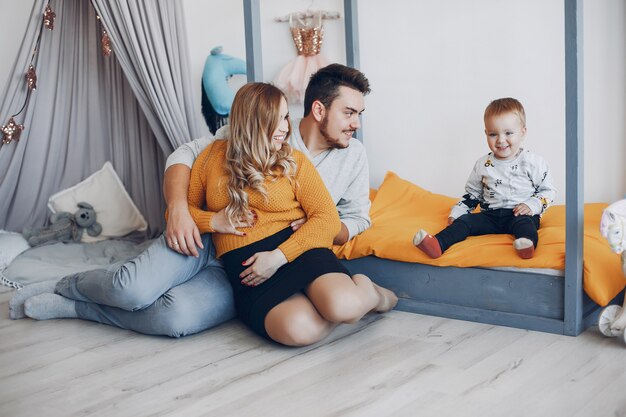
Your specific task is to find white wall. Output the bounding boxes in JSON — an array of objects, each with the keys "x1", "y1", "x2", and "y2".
[
  {"x1": 582, "y1": 0, "x2": 626, "y2": 203},
  {"x1": 360, "y1": 0, "x2": 567, "y2": 200},
  {"x1": 359, "y1": 0, "x2": 626, "y2": 204},
  {"x1": 182, "y1": 0, "x2": 245, "y2": 138},
  {"x1": 2, "y1": 0, "x2": 624, "y2": 203}
]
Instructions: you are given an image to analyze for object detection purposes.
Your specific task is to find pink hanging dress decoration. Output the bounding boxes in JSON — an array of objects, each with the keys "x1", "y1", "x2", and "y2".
[{"x1": 275, "y1": 11, "x2": 329, "y2": 104}]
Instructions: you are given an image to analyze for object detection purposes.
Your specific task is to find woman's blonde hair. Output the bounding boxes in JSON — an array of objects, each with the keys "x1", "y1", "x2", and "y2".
[{"x1": 224, "y1": 82, "x2": 296, "y2": 227}]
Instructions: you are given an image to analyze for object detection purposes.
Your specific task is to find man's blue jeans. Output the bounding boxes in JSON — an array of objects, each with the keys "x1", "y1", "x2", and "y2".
[{"x1": 55, "y1": 234, "x2": 235, "y2": 337}]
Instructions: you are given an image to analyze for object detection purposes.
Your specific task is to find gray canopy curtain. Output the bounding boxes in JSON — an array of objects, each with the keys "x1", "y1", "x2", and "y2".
[
  {"x1": 0, "y1": 0, "x2": 200, "y2": 235},
  {"x1": 91, "y1": 0, "x2": 201, "y2": 155}
]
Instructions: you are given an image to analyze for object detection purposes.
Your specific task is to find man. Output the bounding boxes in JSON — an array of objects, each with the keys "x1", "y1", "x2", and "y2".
[{"x1": 12, "y1": 64, "x2": 373, "y2": 337}]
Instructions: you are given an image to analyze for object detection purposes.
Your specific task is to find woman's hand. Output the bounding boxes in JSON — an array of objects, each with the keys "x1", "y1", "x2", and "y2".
[
  {"x1": 211, "y1": 208, "x2": 254, "y2": 236},
  {"x1": 513, "y1": 203, "x2": 532, "y2": 216},
  {"x1": 239, "y1": 249, "x2": 288, "y2": 286}
]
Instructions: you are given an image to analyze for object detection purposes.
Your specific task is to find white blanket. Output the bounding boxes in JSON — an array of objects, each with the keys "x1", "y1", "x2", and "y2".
[{"x1": 2, "y1": 239, "x2": 154, "y2": 288}]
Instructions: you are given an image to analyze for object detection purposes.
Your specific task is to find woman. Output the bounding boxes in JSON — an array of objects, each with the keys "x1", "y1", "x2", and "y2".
[{"x1": 186, "y1": 82, "x2": 397, "y2": 345}]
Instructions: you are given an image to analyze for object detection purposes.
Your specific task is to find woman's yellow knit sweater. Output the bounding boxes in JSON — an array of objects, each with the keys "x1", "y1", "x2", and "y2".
[{"x1": 187, "y1": 140, "x2": 340, "y2": 262}]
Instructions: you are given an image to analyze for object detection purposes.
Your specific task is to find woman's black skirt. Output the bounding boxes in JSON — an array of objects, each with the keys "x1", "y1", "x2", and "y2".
[{"x1": 220, "y1": 227, "x2": 350, "y2": 339}]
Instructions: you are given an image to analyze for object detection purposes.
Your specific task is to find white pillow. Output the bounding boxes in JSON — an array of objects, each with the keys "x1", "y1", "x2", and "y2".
[
  {"x1": 47, "y1": 161, "x2": 148, "y2": 242},
  {"x1": 0, "y1": 230, "x2": 30, "y2": 270}
]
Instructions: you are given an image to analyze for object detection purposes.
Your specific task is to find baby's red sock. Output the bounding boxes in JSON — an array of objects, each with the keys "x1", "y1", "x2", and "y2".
[
  {"x1": 413, "y1": 230, "x2": 442, "y2": 259},
  {"x1": 514, "y1": 238, "x2": 535, "y2": 259}
]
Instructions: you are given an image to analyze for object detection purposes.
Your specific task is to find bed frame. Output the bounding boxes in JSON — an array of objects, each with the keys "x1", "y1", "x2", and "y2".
[
  {"x1": 342, "y1": 256, "x2": 623, "y2": 336},
  {"x1": 242, "y1": 0, "x2": 607, "y2": 336}
]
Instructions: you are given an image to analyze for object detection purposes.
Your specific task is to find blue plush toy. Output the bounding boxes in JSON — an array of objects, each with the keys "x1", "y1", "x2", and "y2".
[{"x1": 201, "y1": 46, "x2": 246, "y2": 134}]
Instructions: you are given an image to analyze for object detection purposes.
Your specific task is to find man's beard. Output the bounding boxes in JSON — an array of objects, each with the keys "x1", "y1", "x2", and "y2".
[{"x1": 319, "y1": 116, "x2": 353, "y2": 150}]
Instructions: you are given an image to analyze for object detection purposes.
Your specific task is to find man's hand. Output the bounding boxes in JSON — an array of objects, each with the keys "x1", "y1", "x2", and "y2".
[
  {"x1": 513, "y1": 203, "x2": 532, "y2": 216},
  {"x1": 290, "y1": 217, "x2": 306, "y2": 232},
  {"x1": 166, "y1": 202, "x2": 203, "y2": 257},
  {"x1": 448, "y1": 217, "x2": 455, "y2": 225},
  {"x1": 239, "y1": 249, "x2": 288, "y2": 286},
  {"x1": 211, "y1": 208, "x2": 254, "y2": 235},
  {"x1": 163, "y1": 164, "x2": 203, "y2": 257}
]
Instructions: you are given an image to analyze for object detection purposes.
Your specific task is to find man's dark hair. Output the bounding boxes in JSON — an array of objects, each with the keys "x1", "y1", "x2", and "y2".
[{"x1": 303, "y1": 64, "x2": 371, "y2": 117}]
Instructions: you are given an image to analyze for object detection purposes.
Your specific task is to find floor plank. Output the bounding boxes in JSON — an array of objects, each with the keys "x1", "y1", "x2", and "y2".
[{"x1": 1, "y1": 285, "x2": 625, "y2": 417}]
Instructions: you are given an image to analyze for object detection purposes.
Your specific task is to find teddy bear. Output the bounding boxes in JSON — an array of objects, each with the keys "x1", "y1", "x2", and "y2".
[
  {"x1": 597, "y1": 198, "x2": 626, "y2": 342},
  {"x1": 22, "y1": 202, "x2": 103, "y2": 247}
]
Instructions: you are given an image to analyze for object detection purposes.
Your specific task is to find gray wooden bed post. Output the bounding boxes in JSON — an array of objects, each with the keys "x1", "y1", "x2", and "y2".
[
  {"x1": 344, "y1": 0, "x2": 359, "y2": 69},
  {"x1": 243, "y1": 0, "x2": 262, "y2": 82},
  {"x1": 344, "y1": 0, "x2": 362, "y2": 140},
  {"x1": 563, "y1": 0, "x2": 584, "y2": 336}
]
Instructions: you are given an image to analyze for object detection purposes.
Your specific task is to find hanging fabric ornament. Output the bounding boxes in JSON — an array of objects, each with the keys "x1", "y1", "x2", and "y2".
[
  {"x1": 25, "y1": 65, "x2": 37, "y2": 90},
  {"x1": 274, "y1": 11, "x2": 331, "y2": 104},
  {"x1": 1, "y1": 117, "x2": 25, "y2": 145},
  {"x1": 43, "y1": 5, "x2": 56, "y2": 30}
]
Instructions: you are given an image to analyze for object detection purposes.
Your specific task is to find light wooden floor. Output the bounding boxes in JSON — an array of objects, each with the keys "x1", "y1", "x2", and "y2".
[{"x1": 1, "y1": 285, "x2": 625, "y2": 417}]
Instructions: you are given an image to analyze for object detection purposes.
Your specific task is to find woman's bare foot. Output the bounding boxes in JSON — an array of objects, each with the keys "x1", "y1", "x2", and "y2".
[{"x1": 372, "y1": 283, "x2": 398, "y2": 313}]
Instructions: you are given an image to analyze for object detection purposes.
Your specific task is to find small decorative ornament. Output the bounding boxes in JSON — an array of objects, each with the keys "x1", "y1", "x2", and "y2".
[
  {"x1": 101, "y1": 30, "x2": 112, "y2": 56},
  {"x1": 1, "y1": 117, "x2": 25, "y2": 145},
  {"x1": 43, "y1": 5, "x2": 56, "y2": 30},
  {"x1": 25, "y1": 65, "x2": 37, "y2": 90},
  {"x1": 96, "y1": 16, "x2": 112, "y2": 57}
]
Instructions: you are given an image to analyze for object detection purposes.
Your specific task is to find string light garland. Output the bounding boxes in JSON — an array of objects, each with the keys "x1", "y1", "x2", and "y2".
[
  {"x1": 1, "y1": 3, "x2": 113, "y2": 146},
  {"x1": 1, "y1": 1, "x2": 53, "y2": 146}
]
